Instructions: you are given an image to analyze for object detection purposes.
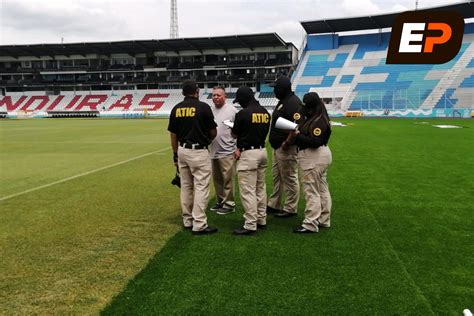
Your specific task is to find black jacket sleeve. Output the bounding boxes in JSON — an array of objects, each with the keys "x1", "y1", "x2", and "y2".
[
  {"x1": 295, "y1": 122, "x2": 331, "y2": 149},
  {"x1": 295, "y1": 133, "x2": 327, "y2": 148},
  {"x1": 285, "y1": 95, "x2": 304, "y2": 124}
]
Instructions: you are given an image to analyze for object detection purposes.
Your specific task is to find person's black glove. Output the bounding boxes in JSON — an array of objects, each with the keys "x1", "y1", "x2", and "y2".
[{"x1": 173, "y1": 152, "x2": 178, "y2": 164}]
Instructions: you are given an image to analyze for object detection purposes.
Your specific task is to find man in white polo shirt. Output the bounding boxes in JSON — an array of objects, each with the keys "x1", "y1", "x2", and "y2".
[{"x1": 209, "y1": 86, "x2": 238, "y2": 215}]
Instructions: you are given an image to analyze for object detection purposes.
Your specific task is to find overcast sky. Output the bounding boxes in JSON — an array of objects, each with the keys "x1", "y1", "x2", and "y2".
[{"x1": 0, "y1": 0, "x2": 466, "y2": 48}]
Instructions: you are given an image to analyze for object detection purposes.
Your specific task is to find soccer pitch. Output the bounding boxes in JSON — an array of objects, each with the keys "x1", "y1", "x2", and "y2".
[{"x1": 1, "y1": 118, "x2": 473, "y2": 314}]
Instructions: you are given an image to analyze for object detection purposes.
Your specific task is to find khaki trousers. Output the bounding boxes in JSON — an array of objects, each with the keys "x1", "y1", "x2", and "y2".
[
  {"x1": 177, "y1": 147, "x2": 212, "y2": 231},
  {"x1": 298, "y1": 146, "x2": 332, "y2": 231},
  {"x1": 236, "y1": 149, "x2": 268, "y2": 231},
  {"x1": 267, "y1": 145, "x2": 300, "y2": 213},
  {"x1": 211, "y1": 154, "x2": 236, "y2": 209}
]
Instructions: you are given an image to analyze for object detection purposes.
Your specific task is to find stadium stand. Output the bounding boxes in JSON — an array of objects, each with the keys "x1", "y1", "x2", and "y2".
[
  {"x1": 1, "y1": 3, "x2": 473, "y2": 118},
  {"x1": 293, "y1": 28, "x2": 474, "y2": 112},
  {"x1": 296, "y1": 2, "x2": 474, "y2": 117},
  {"x1": 0, "y1": 90, "x2": 259, "y2": 118},
  {"x1": 0, "y1": 33, "x2": 289, "y2": 118},
  {"x1": 0, "y1": 34, "x2": 296, "y2": 90}
]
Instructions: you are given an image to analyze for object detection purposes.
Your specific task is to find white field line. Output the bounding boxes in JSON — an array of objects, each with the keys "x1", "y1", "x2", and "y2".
[{"x1": 0, "y1": 147, "x2": 170, "y2": 202}]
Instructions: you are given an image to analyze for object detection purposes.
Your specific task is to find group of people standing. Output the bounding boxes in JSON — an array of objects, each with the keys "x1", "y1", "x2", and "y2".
[{"x1": 167, "y1": 76, "x2": 332, "y2": 235}]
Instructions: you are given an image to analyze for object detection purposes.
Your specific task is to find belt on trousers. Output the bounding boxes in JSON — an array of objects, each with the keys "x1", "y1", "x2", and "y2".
[
  {"x1": 180, "y1": 143, "x2": 208, "y2": 150},
  {"x1": 240, "y1": 145, "x2": 264, "y2": 152}
]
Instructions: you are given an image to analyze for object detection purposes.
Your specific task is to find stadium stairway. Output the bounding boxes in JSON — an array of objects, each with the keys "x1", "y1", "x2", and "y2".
[
  {"x1": 292, "y1": 24, "x2": 474, "y2": 113},
  {"x1": 421, "y1": 37, "x2": 474, "y2": 109}
]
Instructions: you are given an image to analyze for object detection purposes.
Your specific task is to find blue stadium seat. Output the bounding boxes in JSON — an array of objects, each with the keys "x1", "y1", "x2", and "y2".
[{"x1": 293, "y1": 25, "x2": 474, "y2": 112}]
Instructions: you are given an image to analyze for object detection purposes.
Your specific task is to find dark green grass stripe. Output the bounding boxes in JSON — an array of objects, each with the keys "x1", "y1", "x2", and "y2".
[
  {"x1": 103, "y1": 118, "x2": 473, "y2": 315},
  {"x1": 102, "y1": 201, "x2": 433, "y2": 315},
  {"x1": 2, "y1": 118, "x2": 473, "y2": 314},
  {"x1": 329, "y1": 118, "x2": 474, "y2": 314}
]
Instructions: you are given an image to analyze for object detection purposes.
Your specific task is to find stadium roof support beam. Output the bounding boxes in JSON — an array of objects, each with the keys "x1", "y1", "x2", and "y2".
[
  {"x1": 107, "y1": 43, "x2": 134, "y2": 57},
  {"x1": 323, "y1": 20, "x2": 335, "y2": 33},
  {"x1": 86, "y1": 45, "x2": 107, "y2": 57},
  {"x1": 79, "y1": 43, "x2": 94, "y2": 57},
  {"x1": 0, "y1": 33, "x2": 293, "y2": 58},
  {"x1": 133, "y1": 41, "x2": 151, "y2": 54},
  {"x1": 35, "y1": 45, "x2": 57, "y2": 59},
  {"x1": 159, "y1": 41, "x2": 180, "y2": 55},
  {"x1": 183, "y1": 39, "x2": 203, "y2": 54},
  {"x1": 211, "y1": 39, "x2": 228, "y2": 53},
  {"x1": 3, "y1": 48, "x2": 19, "y2": 59},
  {"x1": 368, "y1": 16, "x2": 382, "y2": 30},
  {"x1": 235, "y1": 36, "x2": 254, "y2": 50},
  {"x1": 272, "y1": 33, "x2": 289, "y2": 48},
  {"x1": 18, "y1": 47, "x2": 41, "y2": 59}
]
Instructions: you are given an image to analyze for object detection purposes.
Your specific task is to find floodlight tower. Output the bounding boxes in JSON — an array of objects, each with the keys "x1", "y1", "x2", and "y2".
[{"x1": 170, "y1": 0, "x2": 179, "y2": 38}]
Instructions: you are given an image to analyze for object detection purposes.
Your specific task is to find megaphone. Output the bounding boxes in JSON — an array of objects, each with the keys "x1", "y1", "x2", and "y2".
[{"x1": 275, "y1": 117, "x2": 298, "y2": 131}]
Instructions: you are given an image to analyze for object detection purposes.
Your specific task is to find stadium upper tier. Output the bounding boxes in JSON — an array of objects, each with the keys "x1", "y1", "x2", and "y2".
[
  {"x1": 292, "y1": 23, "x2": 474, "y2": 112},
  {"x1": 0, "y1": 34, "x2": 292, "y2": 58},
  {"x1": 0, "y1": 33, "x2": 298, "y2": 92}
]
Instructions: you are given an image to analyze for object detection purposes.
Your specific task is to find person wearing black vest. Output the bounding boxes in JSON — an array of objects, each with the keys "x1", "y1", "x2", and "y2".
[
  {"x1": 286, "y1": 92, "x2": 333, "y2": 233},
  {"x1": 231, "y1": 86, "x2": 270, "y2": 235},
  {"x1": 267, "y1": 75, "x2": 303, "y2": 218},
  {"x1": 168, "y1": 80, "x2": 218, "y2": 235}
]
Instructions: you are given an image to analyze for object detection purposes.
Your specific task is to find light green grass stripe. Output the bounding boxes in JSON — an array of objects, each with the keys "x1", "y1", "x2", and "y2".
[{"x1": 0, "y1": 147, "x2": 170, "y2": 202}]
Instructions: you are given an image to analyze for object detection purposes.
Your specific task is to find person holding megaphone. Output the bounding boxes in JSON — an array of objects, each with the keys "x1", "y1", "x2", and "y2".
[
  {"x1": 267, "y1": 76, "x2": 304, "y2": 218},
  {"x1": 284, "y1": 92, "x2": 333, "y2": 233}
]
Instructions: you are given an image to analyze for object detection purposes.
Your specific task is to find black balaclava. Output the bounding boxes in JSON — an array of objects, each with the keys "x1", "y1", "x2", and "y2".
[
  {"x1": 302, "y1": 92, "x2": 321, "y2": 117},
  {"x1": 302, "y1": 92, "x2": 330, "y2": 126},
  {"x1": 233, "y1": 86, "x2": 255, "y2": 108},
  {"x1": 271, "y1": 76, "x2": 292, "y2": 100}
]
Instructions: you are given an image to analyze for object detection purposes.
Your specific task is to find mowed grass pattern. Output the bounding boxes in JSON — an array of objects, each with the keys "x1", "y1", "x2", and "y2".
[
  {"x1": 0, "y1": 119, "x2": 179, "y2": 314},
  {"x1": 1, "y1": 118, "x2": 473, "y2": 314}
]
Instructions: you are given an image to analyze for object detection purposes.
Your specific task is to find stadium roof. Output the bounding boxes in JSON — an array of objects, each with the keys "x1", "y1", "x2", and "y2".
[
  {"x1": 301, "y1": 1, "x2": 474, "y2": 34},
  {"x1": 0, "y1": 33, "x2": 292, "y2": 58}
]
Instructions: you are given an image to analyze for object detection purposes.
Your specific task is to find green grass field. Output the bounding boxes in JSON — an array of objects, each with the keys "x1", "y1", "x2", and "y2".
[{"x1": 1, "y1": 118, "x2": 473, "y2": 315}]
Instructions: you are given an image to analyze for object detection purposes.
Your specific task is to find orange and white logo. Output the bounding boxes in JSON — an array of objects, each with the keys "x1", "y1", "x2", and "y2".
[{"x1": 387, "y1": 11, "x2": 464, "y2": 64}]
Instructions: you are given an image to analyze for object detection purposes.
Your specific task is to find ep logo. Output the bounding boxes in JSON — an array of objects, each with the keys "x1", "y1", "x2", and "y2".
[{"x1": 387, "y1": 11, "x2": 464, "y2": 64}]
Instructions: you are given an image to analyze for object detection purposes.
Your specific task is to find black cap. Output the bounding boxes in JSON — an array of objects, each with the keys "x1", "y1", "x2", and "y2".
[
  {"x1": 233, "y1": 86, "x2": 254, "y2": 104},
  {"x1": 269, "y1": 75, "x2": 292, "y2": 89},
  {"x1": 182, "y1": 79, "x2": 198, "y2": 95},
  {"x1": 303, "y1": 92, "x2": 321, "y2": 108}
]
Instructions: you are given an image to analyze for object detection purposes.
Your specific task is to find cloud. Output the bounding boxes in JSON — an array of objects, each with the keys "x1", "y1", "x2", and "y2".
[
  {"x1": 263, "y1": 20, "x2": 306, "y2": 46},
  {"x1": 390, "y1": 4, "x2": 409, "y2": 13},
  {"x1": 1, "y1": 0, "x2": 130, "y2": 44},
  {"x1": 0, "y1": 0, "x2": 460, "y2": 46},
  {"x1": 341, "y1": 0, "x2": 381, "y2": 16}
]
